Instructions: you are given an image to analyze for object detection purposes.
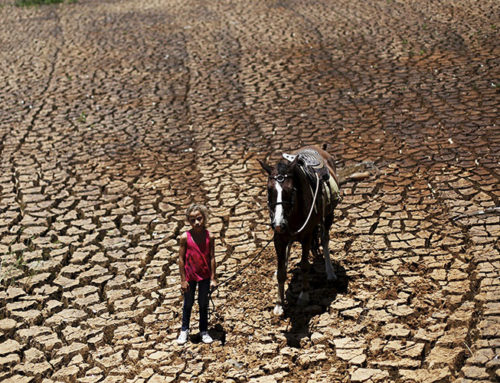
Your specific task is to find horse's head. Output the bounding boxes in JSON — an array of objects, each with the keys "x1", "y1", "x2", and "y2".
[{"x1": 259, "y1": 158, "x2": 298, "y2": 234}]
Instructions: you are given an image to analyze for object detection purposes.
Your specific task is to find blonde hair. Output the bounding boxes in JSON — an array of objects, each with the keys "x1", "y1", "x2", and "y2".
[{"x1": 186, "y1": 203, "x2": 209, "y2": 222}]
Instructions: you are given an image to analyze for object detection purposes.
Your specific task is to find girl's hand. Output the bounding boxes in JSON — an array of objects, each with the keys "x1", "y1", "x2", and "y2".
[
  {"x1": 181, "y1": 281, "x2": 189, "y2": 293},
  {"x1": 210, "y1": 279, "x2": 217, "y2": 290}
]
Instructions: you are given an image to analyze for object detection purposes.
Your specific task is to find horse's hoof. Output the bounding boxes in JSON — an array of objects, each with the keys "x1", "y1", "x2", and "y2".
[
  {"x1": 297, "y1": 291, "x2": 310, "y2": 306},
  {"x1": 273, "y1": 305, "x2": 284, "y2": 316}
]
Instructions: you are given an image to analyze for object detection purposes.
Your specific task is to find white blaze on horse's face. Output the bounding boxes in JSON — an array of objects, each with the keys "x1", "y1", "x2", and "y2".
[{"x1": 273, "y1": 181, "x2": 285, "y2": 231}]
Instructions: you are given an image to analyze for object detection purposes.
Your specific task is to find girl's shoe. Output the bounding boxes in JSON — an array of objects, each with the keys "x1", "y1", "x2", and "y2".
[
  {"x1": 177, "y1": 330, "x2": 189, "y2": 345},
  {"x1": 201, "y1": 331, "x2": 213, "y2": 344}
]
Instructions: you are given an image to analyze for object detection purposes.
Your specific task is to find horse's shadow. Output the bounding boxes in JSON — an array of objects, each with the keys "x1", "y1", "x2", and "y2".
[{"x1": 283, "y1": 258, "x2": 349, "y2": 347}]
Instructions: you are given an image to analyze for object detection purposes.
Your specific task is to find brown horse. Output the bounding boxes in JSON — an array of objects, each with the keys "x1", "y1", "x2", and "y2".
[{"x1": 259, "y1": 145, "x2": 341, "y2": 315}]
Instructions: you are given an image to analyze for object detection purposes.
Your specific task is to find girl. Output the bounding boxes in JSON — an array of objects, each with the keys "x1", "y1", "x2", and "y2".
[{"x1": 177, "y1": 203, "x2": 217, "y2": 344}]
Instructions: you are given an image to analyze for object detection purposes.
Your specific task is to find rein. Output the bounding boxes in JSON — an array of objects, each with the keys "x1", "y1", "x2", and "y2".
[
  {"x1": 207, "y1": 166, "x2": 321, "y2": 321},
  {"x1": 293, "y1": 171, "x2": 320, "y2": 235},
  {"x1": 208, "y1": 237, "x2": 273, "y2": 321}
]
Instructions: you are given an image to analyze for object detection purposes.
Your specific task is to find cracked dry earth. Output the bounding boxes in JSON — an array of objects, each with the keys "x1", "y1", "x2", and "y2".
[{"x1": 0, "y1": 0, "x2": 499, "y2": 382}]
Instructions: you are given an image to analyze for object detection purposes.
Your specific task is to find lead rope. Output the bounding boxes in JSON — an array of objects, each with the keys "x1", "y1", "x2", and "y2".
[
  {"x1": 293, "y1": 172, "x2": 320, "y2": 235},
  {"x1": 208, "y1": 237, "x2": 274, "y2": 322},
  {"x1": 208, "y1": 171, "x2": 320, "y2": 321}
]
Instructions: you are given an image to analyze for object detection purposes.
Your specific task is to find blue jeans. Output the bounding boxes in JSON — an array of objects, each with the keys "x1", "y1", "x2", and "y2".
[{"x1": 181, "y1": 279, "x2": 210, "y2": 332}]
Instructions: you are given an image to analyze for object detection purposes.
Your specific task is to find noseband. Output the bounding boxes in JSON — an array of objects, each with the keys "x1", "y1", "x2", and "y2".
[{"x1": 269, "y1": 174, "x2": 289, "y2": 183}]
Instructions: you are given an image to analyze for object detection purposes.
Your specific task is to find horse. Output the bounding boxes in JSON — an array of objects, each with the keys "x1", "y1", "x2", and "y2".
[{"x1": 259, "y1": 145, "x2": 341, "y2": 316}]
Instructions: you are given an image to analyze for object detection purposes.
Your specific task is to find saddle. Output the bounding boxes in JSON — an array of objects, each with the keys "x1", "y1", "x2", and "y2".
[{"x1": 283, "y1": 149, "x2": 341, "y2": 206}]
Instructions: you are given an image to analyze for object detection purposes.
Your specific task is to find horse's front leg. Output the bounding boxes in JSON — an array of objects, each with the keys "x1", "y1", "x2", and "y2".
[
  {"x1": 274, "y1": 239, "x2": 288, "y2": 316},
  {"x1": 297, "y1": 240, "x2": 311, "y2": 305}
]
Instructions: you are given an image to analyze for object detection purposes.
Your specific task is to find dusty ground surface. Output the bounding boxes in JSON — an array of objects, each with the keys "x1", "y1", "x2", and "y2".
[{"x1": 0, "y1": 0, "x2": 499, "y2": 382}]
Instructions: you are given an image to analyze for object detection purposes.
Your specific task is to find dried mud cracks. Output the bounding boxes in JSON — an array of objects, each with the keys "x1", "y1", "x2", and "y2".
[{"x1": 0, "y1": 0, "x2": 499, "y2": 382}]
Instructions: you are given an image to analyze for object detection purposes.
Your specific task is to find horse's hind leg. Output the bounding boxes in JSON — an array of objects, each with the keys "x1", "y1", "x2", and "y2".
[
  {"x1": 297, "y1": 240, "x2": 311, "y2": 305},
  {"x1": 322, "y1": 215, "x2": 337, "y2": 281},
  {"x1": 311, "y1": 226, "x2": 321, "y2": 259}
]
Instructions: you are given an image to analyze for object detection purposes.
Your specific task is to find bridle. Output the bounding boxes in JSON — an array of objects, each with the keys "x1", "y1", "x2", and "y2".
[
  {"x1": 267, "y1": 168, "x2": 320, "y2": 235},
  {"x1": 267, "y1": 174, "x2": 296, "y2": 210},
  {"x1": 269, "y1": 174, "x2": 289, "y2": 183}
]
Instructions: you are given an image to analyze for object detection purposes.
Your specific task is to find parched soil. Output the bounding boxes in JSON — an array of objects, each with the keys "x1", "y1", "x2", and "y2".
[{"x1": 0, "y1": 0, "x2": 499, "y2": 382}]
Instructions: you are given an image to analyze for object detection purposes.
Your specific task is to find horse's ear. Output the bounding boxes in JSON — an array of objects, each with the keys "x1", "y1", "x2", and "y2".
[
  {"x1": 258, "y1": 159, "x2": 273, "y2": 175},
  {"x1": 290, "y1": 157, "x2": 302, "y2": 178}
]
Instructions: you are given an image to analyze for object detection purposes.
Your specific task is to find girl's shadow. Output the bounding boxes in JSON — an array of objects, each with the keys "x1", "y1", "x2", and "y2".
[
  {"x1": 283, "y1": 258, "x2": 349, "y2": 347},
  {"x1": 189, "y1": 323, "x2": 226, "y2": 345}
]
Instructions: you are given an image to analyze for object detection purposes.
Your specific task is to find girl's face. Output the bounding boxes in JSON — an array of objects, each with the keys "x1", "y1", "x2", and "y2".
[{"x1": 188, "y1": 210, "x2": 205, "y2": 231}]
